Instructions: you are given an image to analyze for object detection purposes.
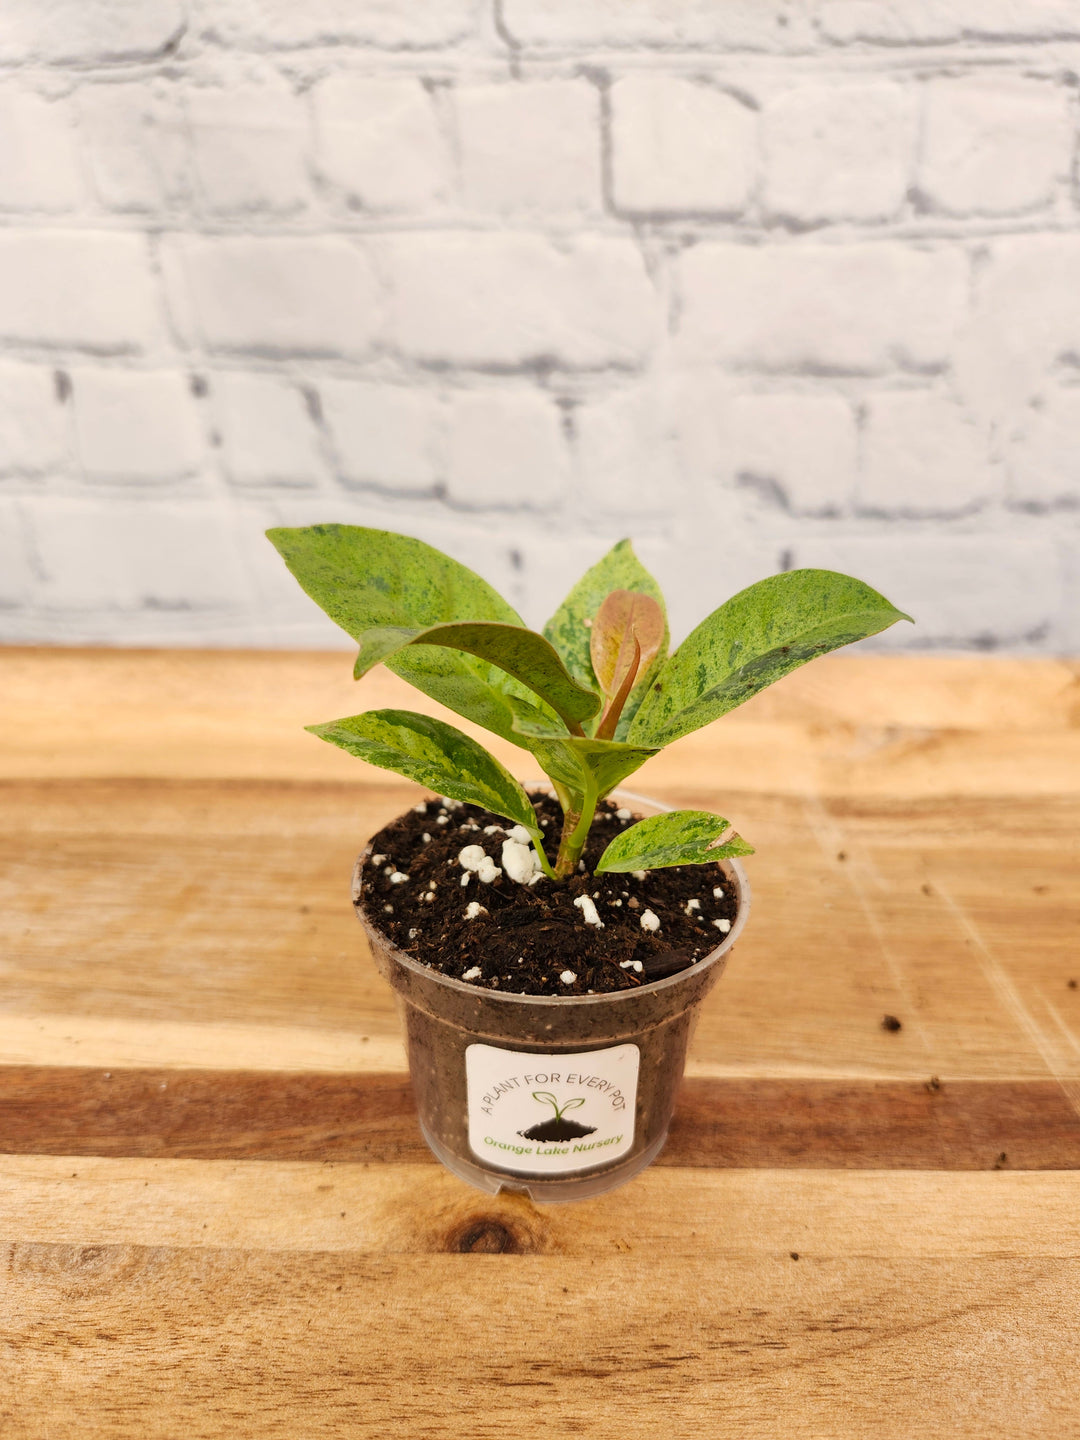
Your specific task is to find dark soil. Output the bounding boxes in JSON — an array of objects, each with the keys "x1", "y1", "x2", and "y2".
[
  {"x1": 518, "y1": 1118, "x2": 597, "y2": 1142},
  {"x1": 356, "y1": 791, "x2": 740, "y2": 997}
]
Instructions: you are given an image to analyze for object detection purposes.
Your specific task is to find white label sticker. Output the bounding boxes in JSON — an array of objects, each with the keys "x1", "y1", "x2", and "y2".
[{"x1": 466, "y1": 1042, "x2": 639, "y2": 1175}]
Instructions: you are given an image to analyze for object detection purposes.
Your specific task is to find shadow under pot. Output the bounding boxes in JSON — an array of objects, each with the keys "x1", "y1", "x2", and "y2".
[{"x1": 351, "y1": 798, "x2": 751, "y2": 1204}]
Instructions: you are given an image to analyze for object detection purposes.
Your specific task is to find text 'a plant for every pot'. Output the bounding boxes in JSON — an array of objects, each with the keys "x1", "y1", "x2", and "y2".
[{"x1": 268, "y1": 525, "x2": 912, "y2": 1201}]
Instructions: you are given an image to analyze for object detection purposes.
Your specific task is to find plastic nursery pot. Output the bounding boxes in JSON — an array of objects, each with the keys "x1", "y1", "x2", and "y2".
[{"x1": 351, "y1": 792, "x2": 751, "y2": 1204}]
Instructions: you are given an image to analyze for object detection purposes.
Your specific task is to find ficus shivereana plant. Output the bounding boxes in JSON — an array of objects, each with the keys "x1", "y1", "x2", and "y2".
[{"x1": 267, "y1": 525, "x2": 913, "y2": 882}]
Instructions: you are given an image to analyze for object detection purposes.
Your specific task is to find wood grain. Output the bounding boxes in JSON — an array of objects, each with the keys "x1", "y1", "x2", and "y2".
[
  {"x1": 3, "y1": 776, "x2": 1079, "y2": 1081},
  {"x1": 3, "y1": 648, "x2": 1080, "y2": 1438},
  {"x1": 3, "y1": 1156, "x2": 1079, "y2": 1257},
  {"x1": 2, "y1": 1160, "x2": 1079, "y2": 1437},
  {"x1": 2, "y1": 1067, "x2": 1079, "y2": 1170}
]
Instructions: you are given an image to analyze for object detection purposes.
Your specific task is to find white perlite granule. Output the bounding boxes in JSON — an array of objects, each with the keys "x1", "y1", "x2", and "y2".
[
  {"x1": 685, "y1": 898, "x2": 700, "y2": 915},
  {"x1": 713, "y1": 886, "x2": 725, "y2": 899},
  {"x1": 573, "y1": 895, "x2": 603, "y2": 928},
  {"x1": 616, "y1": 808, "x2": 632, "y2": 821},
  {"x1": 632, "y1": 870, "x2": 647, "y2": 881},
  {"x1": 464, "y1": 901, "x2": 487, "y2": 920},
  {"x1": 501, "y1": 836, "x2": 543, "y2": 886},
  {"x1": 560, "y1": 970, "x2": 576, "y2": 985},
  {"x1": 639, "y1": 908, "x2": 660, "y2": 932},
  {"x1": 712, "y1": 917, "x2": 731, "y2": 933},
  {"x1": 457, "y1": 844, "x2": 501, "y2": 884},
  {"x1": 388, "y1": 871, "x2": 410, "y2": 885},
  {"x1": 462, "y1": 966, "x2": 481, "y2": 981},
  {"x1": 370, "y1": 854, "x2": 386, "y2": 866}
]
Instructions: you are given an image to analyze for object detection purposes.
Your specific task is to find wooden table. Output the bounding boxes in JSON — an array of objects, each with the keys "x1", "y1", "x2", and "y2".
[{"x1": 2, "y1": 647, "x2": 1079, "y2": 1437}]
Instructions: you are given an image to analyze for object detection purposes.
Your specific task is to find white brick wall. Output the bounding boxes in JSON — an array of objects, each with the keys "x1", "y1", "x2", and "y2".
[{"x1": 1, "y1": 0, "x2": 1078, "y2": 653}]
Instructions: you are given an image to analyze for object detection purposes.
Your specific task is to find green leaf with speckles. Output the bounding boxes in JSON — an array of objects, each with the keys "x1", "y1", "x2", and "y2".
[
  {"x1": 628, "y1": 569, "x2": 912, "y2": 748},
  {"x1": 307, "y1": 709, "x2": 541, "y2": 837},
  {"x1": 266, "y1": 525, "x2": 530, "y2": 747},
  {"x1": 519, "y1": 733, "x2": 660, "y2": 804},
  {"x1": 353, "y1": 621, "x2": 600, "y2": 730},
  {"x1": 596, "y1": 810, "x2": 754, "y2": 874},
  {"x1": 543, "y1": 540, "x2": 669, "y2": 738}
]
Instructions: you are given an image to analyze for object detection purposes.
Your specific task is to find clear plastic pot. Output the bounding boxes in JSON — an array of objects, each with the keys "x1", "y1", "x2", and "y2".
[{"x1": 351, "y1": 791, "x2": 751, "y2": 1203}]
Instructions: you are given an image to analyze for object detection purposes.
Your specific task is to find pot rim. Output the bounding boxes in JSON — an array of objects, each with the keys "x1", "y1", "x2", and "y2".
[{"x1": 352, "y1": 785, "x2": 752, "y2": 1010}]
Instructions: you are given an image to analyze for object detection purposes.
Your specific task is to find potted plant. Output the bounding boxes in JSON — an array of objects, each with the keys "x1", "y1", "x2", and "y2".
[{"x1": 268, "y1": 525, "x2": 910, "y2": 1201}]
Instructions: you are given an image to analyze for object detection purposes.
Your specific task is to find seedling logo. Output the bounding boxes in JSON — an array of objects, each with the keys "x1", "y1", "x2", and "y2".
[{"x1": 518, "y1": 1091, "x2": 598, "y2": 1142}]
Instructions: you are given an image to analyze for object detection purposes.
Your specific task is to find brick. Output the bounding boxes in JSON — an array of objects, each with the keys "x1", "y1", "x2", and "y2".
[
  {"x1": 0, "y1": 88, "x2": 84, "y2": 212},
  {"x1": 1007, "y1": 388, "x2": 1080, "y2": 507},
  {"x1": 166, "y1": 236, "x2": 380, "y2": 359},
  {"x1": 0, "y1": 0, "x2": 184, "y2": 63},
  {"x1": 458, "y1": 81, "x2": 600, "y2": 217},
  {"x1": 215, "y1": 372, "x2": 324, "y2": 488},
  {"x1": 678, "y1": 242, "x2": 967, "y2": 375},
  {"x1": 953, "y1": 236, "x2": 1080, "y2": 423},
  {"x1": 382, "y1": 233, "x2": 657, "y2": 368},
  {"x1": 0, "y1": 501, "x2": 33, "y2": 607},
  {"x1": 572, "y1": 386, "x2": 676, "y2": 515},
  {"x1": 610, "y1": 78, "x2": 755, "y2": 217},
  {"x1": 724, "y1": 393, "x2": 857, "y2": 514},
  {"x1": 314, "y1": 76, "x2": 449, "y2": 213},
  {"x1": 501, "y1": 0, "x2": 812, "y2": 49},
  {"x1": 820, "y1": 1, "x2": 1080, "y2": 44},
  {"x1": 0, "y1": 231, "x2": 162, "y2": 353},
  {"x1": 790, "y1": 533, "x2": 1058, "y2": 645},
  {"x1": 660, "y1": 528, "x2": 792, "y2": 642},
  {"x1": 72, "y1": 369, "x2": 204, "y2": 483},
  {"x1": 919, "y1": 78, "x2": 1071, "y2": 218},
  {"x1": 0, "y1": 363, "x2": 70, "y2": 475},
  {"x1": 762, "y1": 83, "x2": 915, "y2": 224},
  {"x1": 319, "y1": 380, "x2": 440, "y2": 489},
  {"x1": 197, "y1": 0, "x2": 475, "y2": 49},
  {"x1": 858, "y1": 392, "x2": 989, "y2": 516},
  {"x1": 29, "y1": 498, "x2": 250, "y2": 612},
  {"x1": 79, "y1": 83, "x2": 189, "y2": 212},
  {"x1": 188, "y1": 80, "x2": 309, "y2": 215},
  {"x1": 444, "y1": 391, "x2": 569, "y2": 508}
]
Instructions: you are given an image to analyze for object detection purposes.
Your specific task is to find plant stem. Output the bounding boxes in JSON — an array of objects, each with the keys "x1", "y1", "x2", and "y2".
[
  {"x1": 553, "y1": 775, "x2": 599, "y2": 879},
  {"x1": 530, "y1": 826, "x2": 557, "y2": 880}
]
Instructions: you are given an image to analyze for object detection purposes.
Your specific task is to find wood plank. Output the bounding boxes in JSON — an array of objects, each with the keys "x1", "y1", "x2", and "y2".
[
  {"x1": 4, "y1": 648, "x2": 1080, "y2": 799},
  {"x1": 3, "y1": 1244, "x2": 1075, "y2": 1438},
  {"x1": 4, "y1": 777, "x2": 1077, "y2": 1082},
  {"x1": 2, "y1": 1155, "x2": 1079, "y2": 1256},
  {"x1": 2, "y1": 1068, "x2": 1079, "y2": 1170},
  {"x1": 1, "y1": 1162, "x2": 1078, "y2": 1437}
]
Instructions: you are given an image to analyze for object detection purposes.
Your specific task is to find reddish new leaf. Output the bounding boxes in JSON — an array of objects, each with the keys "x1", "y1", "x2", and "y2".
[
  {"x1": 590, "y1": 589, "x2": 665, "y2": 740},
  {"x1": 590, "y1": 590, "x2": 664, "y2": 694}
]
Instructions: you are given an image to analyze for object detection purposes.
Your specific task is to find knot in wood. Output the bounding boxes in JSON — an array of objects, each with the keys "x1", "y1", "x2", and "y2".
[{"x1": 451, "y1": 1218, "x2": 520, "y2": 1254}]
